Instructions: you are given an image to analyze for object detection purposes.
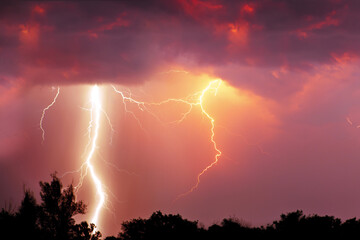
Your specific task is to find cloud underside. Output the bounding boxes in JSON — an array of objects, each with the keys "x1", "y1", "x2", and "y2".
[{"x1": 0, "y1": 0, "x2": 359, "y2": 90}]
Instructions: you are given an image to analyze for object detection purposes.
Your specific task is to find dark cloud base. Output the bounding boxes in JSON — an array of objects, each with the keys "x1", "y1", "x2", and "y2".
[{"x1": 0, "y1": 0, "x2": 359, "y2": 88}]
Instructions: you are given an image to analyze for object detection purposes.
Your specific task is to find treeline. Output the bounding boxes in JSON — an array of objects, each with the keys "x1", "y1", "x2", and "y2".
[
  {"x1": 2, "y1": 175, "x2": 360, "y2": 240},
  {"x1": 106, "y1": 210, "x2": 360, "y2": 240}
]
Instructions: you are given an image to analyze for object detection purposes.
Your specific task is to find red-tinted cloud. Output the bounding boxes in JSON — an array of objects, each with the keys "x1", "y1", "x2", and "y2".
[{"x1": 0, "y1": 0, "x2": 359, "y2": 92}]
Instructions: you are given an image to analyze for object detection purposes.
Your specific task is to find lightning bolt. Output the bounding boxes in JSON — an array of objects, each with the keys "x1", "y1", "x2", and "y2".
[
  {"x1": 175, "y1": 80, "x2": 222, "y2": 200},
  {"x1": 61, "y1": 85, "x2": 106, "y2": 230},
  {"x1": 85, "y1": 85, "x2": 105, "y2": 228},
  {"x1": 111, "y1": 80, "x2": 223, "y2": 199},
  {"x1": 39, "y1": 87, "x2": 60, "y2": 143},
  {"x1": 50, "y1": 84, "x2": 123, "y2": 234},
  {"x1": 41, "y1": 78, "x2": 224, "y2": 233}
]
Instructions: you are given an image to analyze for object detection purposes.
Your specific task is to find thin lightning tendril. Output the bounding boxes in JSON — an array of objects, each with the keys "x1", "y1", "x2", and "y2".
[
  {"x1": 175, "y1": 80, "x2": 222, "y2": 200},
  {"x1": 101, "y1": 109, "x2": 116, "y2": 144},
  {"x1": 40, "y1": 87, "x2": 60, "y2": 143}
]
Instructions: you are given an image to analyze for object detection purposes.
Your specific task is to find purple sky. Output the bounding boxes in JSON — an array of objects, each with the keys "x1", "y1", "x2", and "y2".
[{"x1": 2, "y1": 0, "x2": 360, "y2": 237}]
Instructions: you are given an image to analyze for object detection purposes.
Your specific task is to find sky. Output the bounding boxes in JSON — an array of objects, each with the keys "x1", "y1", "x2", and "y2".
[{"x1": 2, "y1": 0, "x2": 360, "y2": 236}]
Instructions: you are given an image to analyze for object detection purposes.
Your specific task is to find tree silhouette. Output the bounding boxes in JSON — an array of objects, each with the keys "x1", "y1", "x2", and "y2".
[
  {"x1": 118, "y1": 211, "x2": 200, "y2": 240},
  {"x1": 341, "y1": 217, "x2": 360, "y2": 237},
  {"x1": 1, "y1": 173, "x2": 100, "y2": 240},
  {"x1": 73, "y1": 221, "x2": 102, "y2": 240},
  {"x1": 271, "y1": 210, "x2": 342, "y2": 238},
  {"x1": 272, "y1": 210, "x2": 304, "y2": 235},
  {"x1": 17, "y1": 189, "x2": 41, "y2": 239},
  {"x1": 208, "y1": 217, "x2": 264, "y2": 240},
  {"x1": 0, "y1": 205, "x2": 17, "y2": 239},
  {"x1": 39, "y1": 173, "x2": 87, "y2": 240}
]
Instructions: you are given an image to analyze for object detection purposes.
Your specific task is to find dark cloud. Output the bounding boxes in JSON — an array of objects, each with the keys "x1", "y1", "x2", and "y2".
[{"x1": 0, "y1": 0, "x2": 359, "y2": 89}]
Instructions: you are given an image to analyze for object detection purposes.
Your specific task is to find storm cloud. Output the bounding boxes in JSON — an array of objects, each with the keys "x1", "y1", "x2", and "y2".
[{"x1": 1, "y1": 0, "x2": 359, "y2": 90}]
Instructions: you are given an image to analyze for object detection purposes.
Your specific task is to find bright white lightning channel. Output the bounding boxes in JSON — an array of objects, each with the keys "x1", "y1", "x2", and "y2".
[{"x1": 87, "y1": 85, "x2": 105, "y2": 229}]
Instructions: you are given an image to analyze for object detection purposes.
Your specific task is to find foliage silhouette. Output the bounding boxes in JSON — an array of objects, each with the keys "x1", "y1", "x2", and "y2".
[
  {"x1": 4, "y1": 174, "x2": 360, "y2": 239},
  {"x1": 0, "y1": 206, "x2": 17, "y2": 239},
  {"x1": 73, "y1": 221, "x2": 102, "y2": 240},
  {"x1": 39, "y1": 173, "x2": 88, "y2": 240},
  {"x1": 271, "y1": 210, "x2": 342, "y2": 239},
  {"x1": 17, "y1": 189, "x2": 41, "y2": 239},
  {"x1": 106, "y1": 210, "x2": 360, "y2": 240},
  {"x1": 118, "y1": 211, "x2": 201, "y2": 240},
  {"x1": 0, "y1": 173, "x2": 100, "y2": 240},
  {"x1": 207, "y1": 217, "x2": 264, "y2": 240}
]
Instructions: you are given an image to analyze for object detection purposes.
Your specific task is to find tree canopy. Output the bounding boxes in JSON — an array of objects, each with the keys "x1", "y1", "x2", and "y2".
[{"x1": 0, "y1": 173, "x2": 100, "y2": 240}]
